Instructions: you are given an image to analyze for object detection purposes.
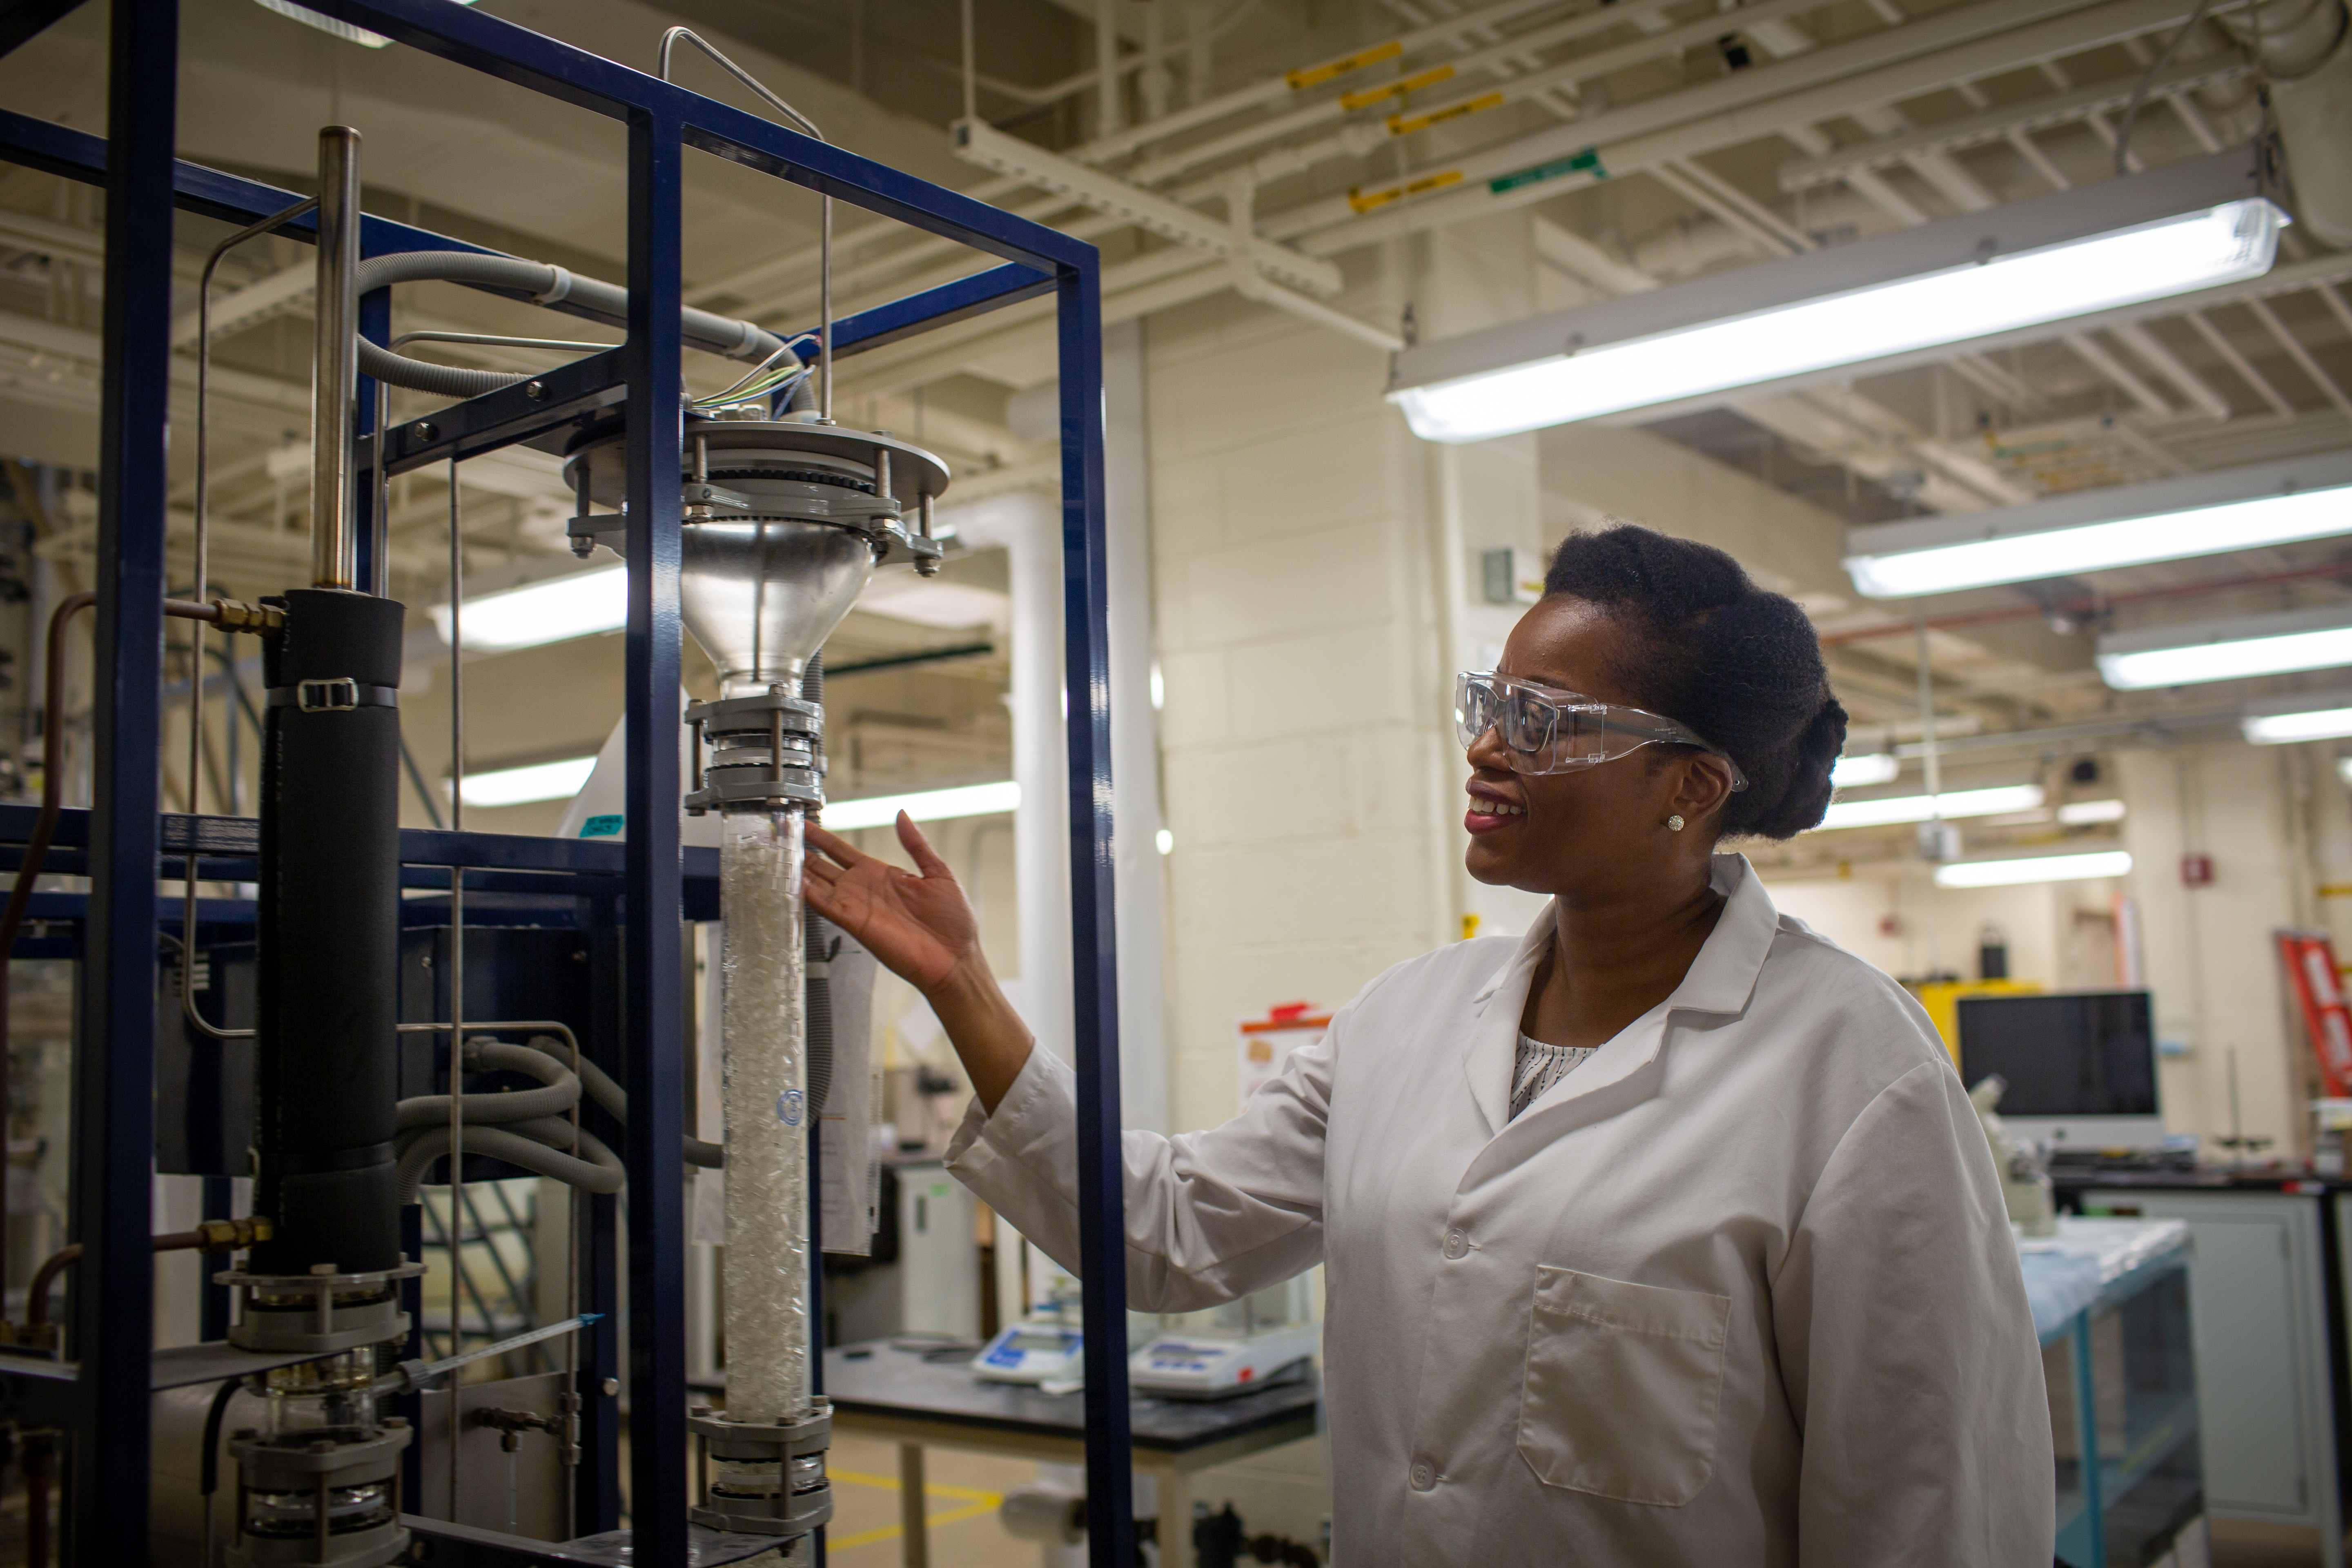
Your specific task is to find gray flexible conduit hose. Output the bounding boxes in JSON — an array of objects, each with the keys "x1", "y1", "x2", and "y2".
[
  {"x1": 395, "y1": 1038, "x2": 577, "y2": 1129},
  {"x1": 396, "y1": 1121, "x2": 624, "y2": 1205},
  {"x1": 353, "y1": 251, "x2": 790, "y2": 398},
  {"x1": 509, "y1": 1035, "x2": 726, "y2": 1170},
  {"x1": 391, "y1": 1036, "x2": 720, "y2": 1204}
]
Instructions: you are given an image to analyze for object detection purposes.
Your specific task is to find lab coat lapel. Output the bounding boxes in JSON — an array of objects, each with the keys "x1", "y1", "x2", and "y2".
[
  {"x1": 1457, "y1": 855, "x2": 1782, "y2": 1191},
  {"x1": 1457, "y1": 906, "x2": 1555, "y2": 1139}
]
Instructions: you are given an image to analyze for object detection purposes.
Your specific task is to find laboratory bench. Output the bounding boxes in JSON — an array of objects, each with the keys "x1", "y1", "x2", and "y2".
[
  {"x1": 823, "y1": 1339, "x2": 1322, "y2": 1568},
  {"x1": 2057, "y1": 1169, "x2": 2352, "y2": 1567},
  {"x1": 2023, "y1": 1218, "x2": 2204, "y2": 1566}
]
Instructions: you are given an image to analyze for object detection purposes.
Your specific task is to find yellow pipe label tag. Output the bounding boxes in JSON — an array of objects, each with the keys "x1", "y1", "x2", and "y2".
[
  {"x1": 1340, "y1": 64, "x2": 1457, "y2": 112},
  {"x1": 1288, "y1": 39, "x2": 1404, "y2": 90},
  {"x1": 1389, "y1": 91, "x2": 1504, "y2": 137},
  {"x1": 1345, "y1": 167, "x2": 1463, "y2": 213}
]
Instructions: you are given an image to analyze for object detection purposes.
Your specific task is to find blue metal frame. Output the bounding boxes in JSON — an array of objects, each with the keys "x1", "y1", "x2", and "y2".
[{"x1": 0, "y1": 2, "x2": 1128, "y2": 1563}]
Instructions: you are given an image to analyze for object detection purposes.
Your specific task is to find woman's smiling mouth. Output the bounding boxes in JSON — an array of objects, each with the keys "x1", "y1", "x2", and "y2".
[{"x1": 1465, "y1": 786, "x2": 1526, "y2": 835}]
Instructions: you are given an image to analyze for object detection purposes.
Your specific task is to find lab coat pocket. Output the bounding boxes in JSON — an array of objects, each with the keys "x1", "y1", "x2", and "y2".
[{"x1": 1517, "y1": 1265, "x2": 1731, "y2": 1506}]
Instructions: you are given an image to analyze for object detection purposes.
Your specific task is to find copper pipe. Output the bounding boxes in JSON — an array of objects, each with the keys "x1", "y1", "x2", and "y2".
[{"x1": 23, "y1": 1217, "x2": 271, "y2": 1341}]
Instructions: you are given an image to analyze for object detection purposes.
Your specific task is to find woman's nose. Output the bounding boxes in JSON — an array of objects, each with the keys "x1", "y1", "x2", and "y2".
[{"x1": 1465, "y1": 721, "x2": 1514, "y2": 771}]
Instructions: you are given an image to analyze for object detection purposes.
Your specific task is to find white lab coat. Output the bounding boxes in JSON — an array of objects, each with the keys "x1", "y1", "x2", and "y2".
[{"x1": 947, "y1": 854, "x2": 2055, "y2": 1566}]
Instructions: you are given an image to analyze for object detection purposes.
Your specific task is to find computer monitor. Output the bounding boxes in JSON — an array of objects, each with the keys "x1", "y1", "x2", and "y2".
[{"x1": 1956, "y1": 990, "x2": 2163, "y2": 1149}]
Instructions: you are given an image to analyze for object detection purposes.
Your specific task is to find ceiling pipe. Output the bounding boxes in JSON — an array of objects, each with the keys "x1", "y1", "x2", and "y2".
[{"x1": 2234, "y1": 0, "x2": 2352, "y2": 244}]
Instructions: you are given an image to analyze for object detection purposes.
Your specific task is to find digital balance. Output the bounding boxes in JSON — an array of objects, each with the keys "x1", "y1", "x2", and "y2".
[{"x1": 1128, "y1": 1321, "x2": 1320, "y2": 1399}]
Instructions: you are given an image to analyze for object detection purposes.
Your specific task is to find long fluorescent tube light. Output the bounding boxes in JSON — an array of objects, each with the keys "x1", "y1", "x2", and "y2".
[
  {"x1": 456, "y1": 755, "x2": 597, "y2": 808},
  {"x1": 1815, "y1": 784, "x2": 2044, "y2": 831},
  {"x1": 824, "y1": 780, "x2": 1020, "y2": 831},
  {"x1": 1845, "y1": 452, "x2": 2352, "y2": 599},
  {"x1": 2098, "y1": 605, "x2": 2352, "y2": 690},
  {"x1": 2056, "y1": 799, "x2": 2127, "y2": 825},
  {"x1": 1935, "y1": 851, "x2": 2133, "y2": 888},
  {"x1": 1387, "y1": 149, "x2": 2279, "y2": 442},
  {"x1": 1829, "y1": 753, "x2": 1900, "y2": 788},
  {"x1": 2241, "y1": 687, "x2": 2352, "y2": 744},
  {"x1": 434, "y1": 566, "x2": 627, "y2": 653}
]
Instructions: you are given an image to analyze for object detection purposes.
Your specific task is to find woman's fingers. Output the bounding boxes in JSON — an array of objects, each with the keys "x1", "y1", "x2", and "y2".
[
  {"x1": 805, "y1": 822, "x2": 866, "y2": 868},
  {"x1": 895, "y1": 811, "x2": 954, "y2": 880}
]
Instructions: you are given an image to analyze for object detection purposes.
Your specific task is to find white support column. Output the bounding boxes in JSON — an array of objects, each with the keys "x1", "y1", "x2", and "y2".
[
  {"x1": 1106, "y1": 320, "x2": 1172, "y2": 1133},
  {"x1": 949, "y1": 494, "x2": 1075, "y2": 1070}
]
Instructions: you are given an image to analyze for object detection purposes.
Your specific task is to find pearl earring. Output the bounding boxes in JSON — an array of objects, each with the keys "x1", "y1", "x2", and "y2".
[{"x1": 1666, "y1": 815, "x2": 1685, "y2": 832}]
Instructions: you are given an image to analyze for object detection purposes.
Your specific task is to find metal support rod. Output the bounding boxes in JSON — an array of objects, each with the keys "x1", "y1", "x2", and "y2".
[
  {"x1": 185, "y1": 192, "x2": 317, "y2": 1040},
  {"x1": 75, "y1": 0, "x2": 177, "y2": 1556},
  {"x1": 448, "y1": 450, "x2": 468, "y2": 1521},
  {"x1": 961, "y1": 0, "x2": 978, "y2": 121},
  {"x1": 1913, "y1": 602, "x2": 1941, "y2": 805},
  {"x1": 310, "y1": 127, "x2": 361, "y2": 590},
  {"x1": 655, "y1": 28, "x2": 833, "y2": 421}
]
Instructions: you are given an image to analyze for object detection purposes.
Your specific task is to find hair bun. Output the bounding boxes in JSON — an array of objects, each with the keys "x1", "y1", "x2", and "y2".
[
  {"x1": 1750, "y1": 693, "x2": 1847, "y2": 840},
  {"x1": 1543, "y1": 524, "x2": 1842, "y2": 841}
]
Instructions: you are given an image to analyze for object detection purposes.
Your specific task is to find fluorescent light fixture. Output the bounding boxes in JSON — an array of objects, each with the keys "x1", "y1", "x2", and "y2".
[
  {"x1": 1816, "y1": 784, "x2": 2044, "y2": 831},
  {"x1": 1845, "y1": 452, "x2": 2352, "y2": 599},
  {"x1": 2098, "y1": 604, "x2": 2352, "y2": 690},
  {"x1": 1830, "y1": 753, "x2": 1900, "y2": 788},
  {"x1": 1386, "y1": 149, "x2": 2279, "y2": 442},
  {"x1": 1156, "y1": 828, "x2": 1174, "y2": 855},
  {"x1": 1935, "y1": 851, "x2": 2134, "y2": 888},
  {"x1": 2056, "y1": 799, "x2": 2127, "y2": 825},
  {"x1": 2242, "y1": 687, "x2": 2352, "y2": 743},
  {"x1": 454, "y1": 755, "x2": 597, "y2": 808},
  {"x1": 255, "y1": 0, "x2": 474, "y2": 47},
  {"x1": 823, "y1": 780, "x2": 1020, "y2": 831},
  {"x1": 434, "y1": 566, "x2": 627, "y2": 653}
]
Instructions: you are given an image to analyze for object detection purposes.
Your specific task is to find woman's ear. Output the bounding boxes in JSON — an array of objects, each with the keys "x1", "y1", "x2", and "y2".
[{"x1": 1670, "y1": 754, "x2": 1737, "y2": 827}]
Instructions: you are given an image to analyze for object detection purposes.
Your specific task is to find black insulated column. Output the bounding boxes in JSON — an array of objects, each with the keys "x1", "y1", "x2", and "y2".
[{"x1": 251, "y1": 586, "x2": 405, "y2": 1276}]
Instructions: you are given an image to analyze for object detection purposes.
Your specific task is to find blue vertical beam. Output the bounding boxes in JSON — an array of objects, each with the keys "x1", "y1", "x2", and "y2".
[
  {"x1": 73, "y1": 0, "x2": 175, "y2": 1556},
  {"x1": 2070, "y1": 1312, "x2": 2104, "y2": 1567},
  {"x1": 1056, "y1": 255, "x2": 1131, "y2": 1568},
  {"x1": 620, "y1": 106, "x2": 688, "y2": 1560}
]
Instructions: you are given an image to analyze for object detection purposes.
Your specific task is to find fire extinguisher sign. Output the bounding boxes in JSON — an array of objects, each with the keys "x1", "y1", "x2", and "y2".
[{"x1": 2276, "y1": 929, "x2": 2352, "y2": 1097}]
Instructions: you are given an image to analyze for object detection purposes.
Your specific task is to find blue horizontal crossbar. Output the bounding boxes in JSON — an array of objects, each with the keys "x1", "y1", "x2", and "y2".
[
  {"x1": 0, "y1": 806, "x2": 719, "y2": 883},
  {"x1": 830, "y1": 262, "x2": 1056, "y2": 356},
  {"x1": 0, "y1": 107, "x2": 490, "y2": 258}
]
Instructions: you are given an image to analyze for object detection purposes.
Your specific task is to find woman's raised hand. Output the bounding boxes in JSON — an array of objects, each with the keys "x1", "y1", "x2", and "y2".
[
  {"x1": 805, "y1": 813, "x2": 1033, "y2": 1111},
  {"x1": 803, "y1": 813, "x2": 978, "y2": 996}
]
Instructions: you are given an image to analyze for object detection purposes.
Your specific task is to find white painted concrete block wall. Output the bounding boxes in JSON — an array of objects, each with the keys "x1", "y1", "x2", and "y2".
[
  {"x1": 2120, "y1": 743, "x2": 2312, "y2": 1152},
  {"x1": 1147, "y1": 285, "x2": 1456, "y2": 1133}
]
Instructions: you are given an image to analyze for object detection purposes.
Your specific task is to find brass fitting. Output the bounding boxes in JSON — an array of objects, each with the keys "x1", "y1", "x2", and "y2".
[
  {"x1": 194, "y1": 1215, "x2": 273, "y2": 1251},
  {"x1": 210, "y1": 597, "x2": 285, "y2": 635}
]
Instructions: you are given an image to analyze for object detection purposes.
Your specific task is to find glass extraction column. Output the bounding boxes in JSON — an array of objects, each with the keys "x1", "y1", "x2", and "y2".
[{"x1": 564, "y1": 405, "x2": 945, "y2": 1555}]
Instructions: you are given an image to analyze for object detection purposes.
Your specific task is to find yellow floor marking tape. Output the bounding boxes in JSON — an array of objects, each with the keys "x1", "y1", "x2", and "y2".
[
  {"x1": 829, "y1": 1501, "x2": 1000, "y2": 1551},
  {"x1": 831, "y1": 1468, "x2": 1002, "y2": 1506}
]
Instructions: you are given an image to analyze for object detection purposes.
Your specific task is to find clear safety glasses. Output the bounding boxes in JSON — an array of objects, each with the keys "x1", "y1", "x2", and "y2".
[{"x1": 1456, "y1": 671, "x2": 1749, "y2": 790}]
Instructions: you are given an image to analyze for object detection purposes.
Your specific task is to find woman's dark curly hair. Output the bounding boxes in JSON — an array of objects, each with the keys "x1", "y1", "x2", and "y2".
[{"x1": 1544, "y1": 522, "x2": 1846, "y2": 841}]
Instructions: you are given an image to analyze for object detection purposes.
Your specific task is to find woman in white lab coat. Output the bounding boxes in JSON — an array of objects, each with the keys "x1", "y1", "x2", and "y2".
[{"x1": 804, "y1": 523, "x2": 2054, "y2": 1567}]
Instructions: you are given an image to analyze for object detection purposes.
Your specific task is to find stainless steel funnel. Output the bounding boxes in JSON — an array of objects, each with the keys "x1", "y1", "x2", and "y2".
[
  {"x1": 561, "y1": 416, "x2": 951, "y2": 699},
  {"x1": 680, "y1": 519, "x2": 873, "y2": 698}
]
